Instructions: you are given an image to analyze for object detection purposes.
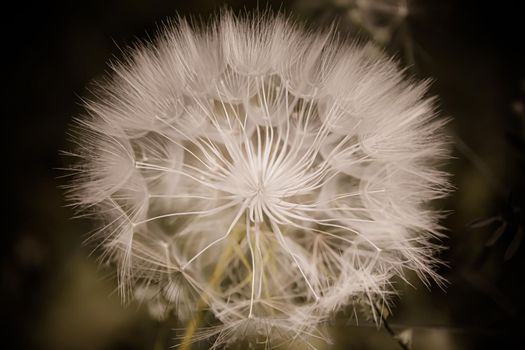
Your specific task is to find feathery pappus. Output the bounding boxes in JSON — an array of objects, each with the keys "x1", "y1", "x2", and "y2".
[{"x1": 65, "y1": 11, "x2": 451, "y2": 349}]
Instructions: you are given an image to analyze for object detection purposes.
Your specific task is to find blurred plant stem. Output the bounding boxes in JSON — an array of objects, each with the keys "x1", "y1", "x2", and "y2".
[
  {"x1": 154, "y1": 321, "x2": 171, "y2": 350},
  {"x1": 179, "y1": 228, "x2": 246, "y2": 350},
  {"x1": 374, "y1": 303, "x2": 410, "y2": 350}
]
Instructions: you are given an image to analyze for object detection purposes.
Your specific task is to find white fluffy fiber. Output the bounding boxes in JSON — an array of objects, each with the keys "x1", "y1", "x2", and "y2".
[{"x1": 66, "y1": 11, "x2": 450, "y2": 348}]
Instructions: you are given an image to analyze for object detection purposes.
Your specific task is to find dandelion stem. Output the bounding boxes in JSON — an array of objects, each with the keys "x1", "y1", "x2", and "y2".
[
  {"x1": 373, "y1": 303, "x2": 410, "y2": 350},
  {"x1": 179, "y1": 227, "x2": 246, "y2": 350}
]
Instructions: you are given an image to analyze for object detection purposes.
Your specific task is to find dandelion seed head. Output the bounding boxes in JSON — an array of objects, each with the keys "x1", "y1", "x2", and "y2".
[{"x1": 66, "y1": 11, "x2": 450, "y2": 347}]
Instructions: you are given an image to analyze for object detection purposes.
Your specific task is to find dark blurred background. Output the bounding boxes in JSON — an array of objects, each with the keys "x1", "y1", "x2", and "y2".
[{"x1": 5, "y1": 1, "x2": 525, "y2": 349}]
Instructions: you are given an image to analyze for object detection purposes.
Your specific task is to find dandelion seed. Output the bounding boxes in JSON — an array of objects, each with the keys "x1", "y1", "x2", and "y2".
[{"x1": 65, "y1": 11, "x2": 450, "y2": 348}]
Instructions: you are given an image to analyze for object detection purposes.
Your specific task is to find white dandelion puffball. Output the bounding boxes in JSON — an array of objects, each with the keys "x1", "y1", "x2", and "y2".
[{"x1": 67, "y1": 12, "x2": 450, "y2": 348}]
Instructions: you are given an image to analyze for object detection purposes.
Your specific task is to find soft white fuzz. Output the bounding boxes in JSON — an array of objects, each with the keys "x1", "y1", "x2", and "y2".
[{"x1": 66, "y1": 12, "x2": 450, "y2": 348}]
